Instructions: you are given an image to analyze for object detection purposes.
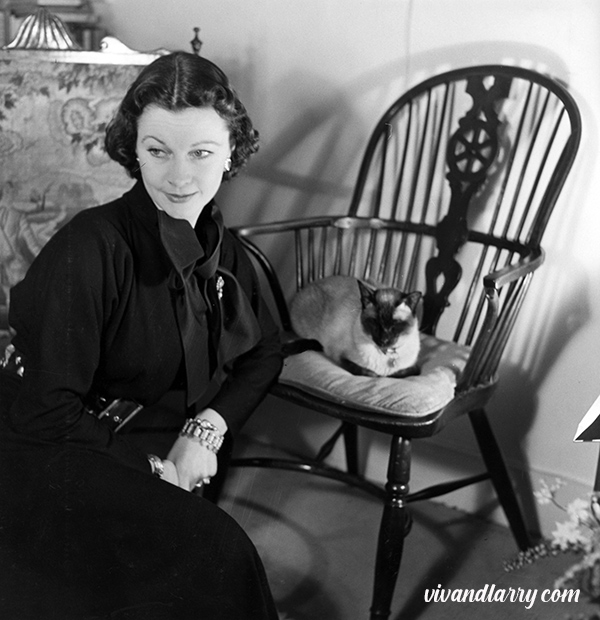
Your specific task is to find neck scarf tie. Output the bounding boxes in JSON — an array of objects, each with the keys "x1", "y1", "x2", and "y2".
[{"x1": 158, "y1": 205, "x2": 261, "y2": 407}]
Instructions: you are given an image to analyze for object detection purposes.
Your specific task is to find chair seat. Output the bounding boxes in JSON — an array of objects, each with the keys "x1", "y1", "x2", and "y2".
[{"x1": 279, "y1": 334, "x2": 472, "y2": 418}]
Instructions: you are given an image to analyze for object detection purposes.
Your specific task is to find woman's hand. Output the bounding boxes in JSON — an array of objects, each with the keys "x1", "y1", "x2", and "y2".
[
  {"x1": 167, "y1": 435, "x2": 218, "y2": 492},
  {"x1": 167, "y1": 408, "x2": 227, "y2": 492}
]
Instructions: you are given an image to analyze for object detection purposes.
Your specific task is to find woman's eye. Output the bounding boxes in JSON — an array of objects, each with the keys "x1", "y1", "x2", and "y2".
[
  {"x1": 147, "y1": 147, "x2": 166, "y2": 157},
  {"x1": 191, "y1": 149, "x2": 210, "y2": 159}
]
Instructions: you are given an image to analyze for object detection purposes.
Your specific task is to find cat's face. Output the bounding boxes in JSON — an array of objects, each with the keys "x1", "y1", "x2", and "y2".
[{"x1": 358, "y1": 283, "x2": 421, "y2": 351}]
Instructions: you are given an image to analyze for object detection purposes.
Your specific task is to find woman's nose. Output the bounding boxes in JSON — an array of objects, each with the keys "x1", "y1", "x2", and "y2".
[{"x1": 167, "y1": 157, "x2": 192, "y2": 188}]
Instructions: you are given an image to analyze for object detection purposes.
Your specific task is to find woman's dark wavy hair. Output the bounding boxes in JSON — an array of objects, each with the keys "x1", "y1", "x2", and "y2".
[{"x1": 105, "y1": 51, "x2": 259, "y2": 181}]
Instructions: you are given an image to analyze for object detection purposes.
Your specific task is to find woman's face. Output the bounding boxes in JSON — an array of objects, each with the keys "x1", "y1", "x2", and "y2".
[{"x1": 136, "y1": 105, "x2": 232, "y2": 226}]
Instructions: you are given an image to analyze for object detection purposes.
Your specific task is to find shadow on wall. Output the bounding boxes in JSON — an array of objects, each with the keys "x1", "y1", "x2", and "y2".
[
  {"x1": 412, "y1": 259, "x2": 591, "y2": 533},
  {"x1": 218, "y1": 39, "x2": 573, "y2": 226}
]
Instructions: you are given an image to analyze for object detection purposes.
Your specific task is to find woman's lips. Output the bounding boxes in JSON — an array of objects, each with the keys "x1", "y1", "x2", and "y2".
[{"x1": 164, "y1": 191, "x2": 197, "y2": 203}]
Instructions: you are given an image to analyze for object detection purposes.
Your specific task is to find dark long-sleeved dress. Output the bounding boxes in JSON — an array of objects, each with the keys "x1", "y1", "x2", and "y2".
[{"x1": 0, "y1": 181, "x2": 283, "y2": 620}]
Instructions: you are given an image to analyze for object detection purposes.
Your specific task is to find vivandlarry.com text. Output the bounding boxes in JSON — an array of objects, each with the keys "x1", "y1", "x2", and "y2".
[{"x1": 424, "y1": 584, "x2": 580, "y2": 609}]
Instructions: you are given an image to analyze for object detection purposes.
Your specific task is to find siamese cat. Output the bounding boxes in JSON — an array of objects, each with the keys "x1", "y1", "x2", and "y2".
[{"x1": 288, "y1": 275, "x2": 422, "y2": 378}]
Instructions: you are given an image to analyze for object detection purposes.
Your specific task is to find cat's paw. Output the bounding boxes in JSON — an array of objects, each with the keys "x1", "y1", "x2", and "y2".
[
  {"x1": 389, "y1": 364, "x2": 421, "y2": 378},
  {"x1": 340, "y1": 358, "x2": 379, "y2": 377}
]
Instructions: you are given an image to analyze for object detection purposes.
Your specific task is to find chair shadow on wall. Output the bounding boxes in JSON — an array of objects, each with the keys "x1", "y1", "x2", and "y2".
[
  {"x1": 221, "y1": 39, "x2": 576, "y2": 223},
  {"x1": 489, "y1": 263, "x2": 591, "y2": 517}
]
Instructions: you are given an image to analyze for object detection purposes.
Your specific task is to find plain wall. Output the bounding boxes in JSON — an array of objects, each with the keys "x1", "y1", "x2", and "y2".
[{"x1": 94, "y1": 0, "x2": 600, "y2": 533}]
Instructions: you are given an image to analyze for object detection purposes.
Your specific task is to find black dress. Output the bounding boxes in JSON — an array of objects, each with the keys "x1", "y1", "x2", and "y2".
[{"x1": 0, "y1": 182, "x2": 282, "y2": 619}]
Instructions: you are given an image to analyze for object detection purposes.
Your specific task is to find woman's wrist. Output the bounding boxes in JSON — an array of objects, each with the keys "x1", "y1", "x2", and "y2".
[{"x1": 195, "y1": 407, "x2": 228, "y2": 435}]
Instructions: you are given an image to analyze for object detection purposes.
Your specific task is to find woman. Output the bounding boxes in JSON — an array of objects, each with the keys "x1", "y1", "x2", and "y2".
[{"x1": 0, "y1": 52, "x2": 282, "y2": 619}]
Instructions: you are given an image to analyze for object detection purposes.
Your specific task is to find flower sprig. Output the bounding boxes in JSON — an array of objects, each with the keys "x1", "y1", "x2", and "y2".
[
  {"x1": 505, "y1": 478, "x2": 600, "y2": 603},
  {"x1": 535, "y1": 478, "x2": 600, "y2": 553}
]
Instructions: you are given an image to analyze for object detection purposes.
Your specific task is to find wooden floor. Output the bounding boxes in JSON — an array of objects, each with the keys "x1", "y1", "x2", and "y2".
[{"x1": 219, "y1": 442, "x2": 596, "y2": 620}]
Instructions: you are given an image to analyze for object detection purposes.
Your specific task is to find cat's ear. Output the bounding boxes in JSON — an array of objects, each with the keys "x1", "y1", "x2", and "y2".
[
  {"x1": 404, "y1": 291, "x2": 422, "y2": 313},
  {"x1": 357, "y1": 280, "x2": 376, "y2": 308}
]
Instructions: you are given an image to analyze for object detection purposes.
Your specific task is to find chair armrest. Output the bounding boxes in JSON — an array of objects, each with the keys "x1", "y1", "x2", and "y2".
[
  {"x1": 483, "y1": 247, "x2": 545, "y2": 290},
  {"x1": 457, "y1": 247, "x2": 545, "y2": 391},
  {"x1": 233, "y1": 216, "x2": 339, "y2": 237}
]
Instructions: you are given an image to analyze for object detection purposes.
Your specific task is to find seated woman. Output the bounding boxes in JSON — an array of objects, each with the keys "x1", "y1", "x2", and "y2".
[{"x1": 0, "y1": 51, "x2": 282, "y2": 619}]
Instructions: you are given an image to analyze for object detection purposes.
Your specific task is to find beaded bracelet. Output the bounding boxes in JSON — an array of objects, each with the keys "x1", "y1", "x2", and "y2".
[{"x1": 180, "y1": 418, "x2": 224, "y2": 453}]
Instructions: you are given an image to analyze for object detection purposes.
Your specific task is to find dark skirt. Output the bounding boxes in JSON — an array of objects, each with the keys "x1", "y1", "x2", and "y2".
[{"x1": 0, "y1": 372, "x2": 278, "y2": 620}]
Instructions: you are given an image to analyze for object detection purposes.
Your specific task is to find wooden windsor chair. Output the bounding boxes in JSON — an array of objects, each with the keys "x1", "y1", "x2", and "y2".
[{"x1": 228, "y1": 65, "x2": 581, "y2": 619}]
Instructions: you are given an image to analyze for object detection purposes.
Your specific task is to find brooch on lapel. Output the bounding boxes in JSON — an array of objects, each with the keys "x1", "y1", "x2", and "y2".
[{"x1": 216, "y1": 275, "x2": 225, "y2": 300}]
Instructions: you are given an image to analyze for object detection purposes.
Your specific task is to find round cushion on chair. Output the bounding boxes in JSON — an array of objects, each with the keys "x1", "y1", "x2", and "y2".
[{"x1": 278, "y1": 334, "x2": 471, "y2": 417}]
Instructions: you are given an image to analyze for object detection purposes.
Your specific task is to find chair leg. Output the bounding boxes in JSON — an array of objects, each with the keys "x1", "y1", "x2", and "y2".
[
  {"x1": 315, "y1": 422, "x2": 360, "y2": 475},
  {"x1": 343, "y1": 422, "x2": 360, "y2": 475},
  {"x1": 468, "y1": 408, "x2": 532, "y2": 550},
  {"x1": 369, "y1": 436, "x2": 412, "y2": 620}
]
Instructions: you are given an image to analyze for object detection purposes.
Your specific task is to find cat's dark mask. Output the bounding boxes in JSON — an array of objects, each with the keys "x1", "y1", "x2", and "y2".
[{"x1": 357, "y1": 281, "x2": 422, "y2": 348}]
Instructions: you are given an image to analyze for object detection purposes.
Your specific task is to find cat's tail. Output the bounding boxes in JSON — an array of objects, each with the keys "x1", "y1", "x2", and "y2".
[{"x1": 282, "y1": 338, "x2": 323, "y2": 358}]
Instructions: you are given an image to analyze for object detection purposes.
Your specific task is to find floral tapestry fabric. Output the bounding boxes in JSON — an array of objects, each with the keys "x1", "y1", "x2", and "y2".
[{"x1": 0, "y1": 53, "x2": 145, "y2": 311}]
